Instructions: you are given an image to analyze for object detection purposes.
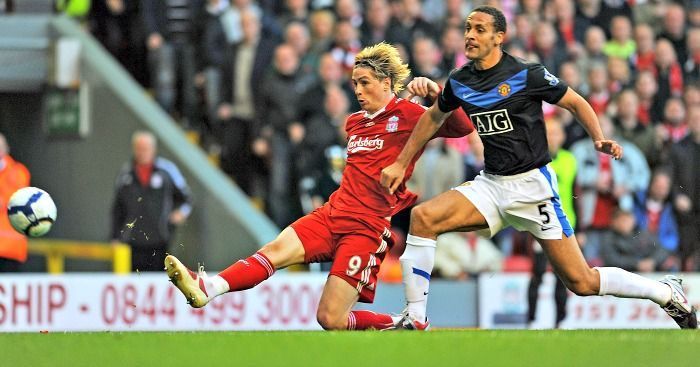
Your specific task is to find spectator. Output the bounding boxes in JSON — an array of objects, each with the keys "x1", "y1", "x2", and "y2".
[
  {"x1": 142, "y1": 0, "x2": 204, "y2": 128},
  {"x1": 612, "y1": 89, "x2": 661, "y2": 167},
  {"x1": 658, "y1": 3, "x2": 688, "y2": 66},
  {"x1": 532, "y1": 20, "x2": 567, "y2": 75},
  {"x1": 278, "y1": 0, "x2": 309, "y2": 27},
  {"x1": 329, "y1": 20, "x2": 362, "y2": 76},
  {"x1": 199, "y1": 0, "x2": 240, "y2": 148},
  {"x1": 256, "y1": 43, "x2": 308, "y2": 227},
  {"x1": 683, "y1": 83, "x2": 700, "y2": 109},
  {"x1": 653, "y1": 38, "x2": 684, "y2": 114},
  {"x1": 603, "y1": 15, "x2": 636, "y2": 61},
  {"x1": 284, "y1": 21, "x2": 315, "y2": 77},
  {"x1": 571, "y1": 115, "x2": 650, "y2": 262},
  {"x1": 575, "y1": 2, "x2": 604, "y2": 47},
  {"x1": 295, "y1": 84, "x2": 348, "y2": 181},
  {"x1": 360, "y1": 0, "x2": 409, "y2": 48},
  {"x1": 656, "y1": 97, "x2": 688, "y2": 157},
  {"x1": 410, "y1": 37, "x2": 445, "y2": 81},
  {"x1": 585, "y1": 61, "x2": 610, "y2": 115},
  {"x1": 668, "y1": 105, "x2": 700, "y2": 271},
  {"x1": 510, "y1": 15, "x2": 533, "y2": 52},
  {"x1": 0, "y1": 133, "x2": 30, "y2": 272},
  {"x1": 552, "y1": 0, "x2": 586, "y2": 52},
  {"x1": 433, "y1": 0, "x2": 470, "y2": 32},
  {"x1": 307, "y1": 10, "x2": 335, "y2": 65},
  {"x1": 298, "y1": 52, "x2": 355, "y2": 124},
  {"x1": 217, "y1": 10, "x2": 278, "y2": 196},
  {"x1": 634, "y1": 169, "x2": 679, "y2": 254},
  {"x1": 558, "y1": 61, "x2": 587, "y2": 95},
  {"x1": 600, "y1": 209, "x2": 677, "y2": 272},
  {"x1": 111, "y1": 131, "x2": 192, "y2": 272},
  {"x1": 577, "y1": 26, "x2": 607, "y2": 76},
  {"x1": 387, "y1": 0, "x2": 438, "y2": 51},
  {"x1": 596, "y1": 0, "x2": 632, "y2": 39},
  {"x1": 634, "y1": 70, "x2": 661, "y2": 125},
  {"x1": 690, "y1": 2, "x2": 700, "y2": 28},
  {"x1": 334, "y1": 0, "x2": 362, "y2": 28},
  {"x1": 683, "y1": 27, "x2": 700, "y2": 84},
  {"x1": 439, "y1": 26, "x2": 468, "y2": 72},
  {"x1": 633, "y1": 23, "x2": 657, "y2": 73},
  {"x1": 519, "y1": 0, "x2": 544, "y2": 25},
  {"x1": 88, "y1": 0, "x2": 146, "y2": 84},
  {"x1": 607, "y1": 57, "x2": 632, "y2": 94}
]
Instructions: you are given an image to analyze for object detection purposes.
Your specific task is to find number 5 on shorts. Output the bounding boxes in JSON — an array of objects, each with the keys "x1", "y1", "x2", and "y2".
[{"x1": 538, "y1": 203, "x2": 550, "y2": 224}]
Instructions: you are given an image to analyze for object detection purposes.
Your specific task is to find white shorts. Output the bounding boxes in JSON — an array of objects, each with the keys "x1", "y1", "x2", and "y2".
[{"x1": 453, "y1": 165, "x2": 574, "y2": 240}]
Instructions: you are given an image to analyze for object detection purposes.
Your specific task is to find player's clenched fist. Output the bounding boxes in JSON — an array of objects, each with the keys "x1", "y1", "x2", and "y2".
[
  {"x1": 380, "y1": 162, "x2": 406, "y2": 195},
  {"x1": 406, "y1": 77, "x2": 440, "y2": 102}
]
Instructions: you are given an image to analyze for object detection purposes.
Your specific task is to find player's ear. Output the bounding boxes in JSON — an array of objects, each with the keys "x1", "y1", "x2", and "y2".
[
  {"x1": 494, "y1": 31, "x2": 504, "y2": 47},
  {"x1": 383, "y1": 77, "x2": 391, "y2": 93}
]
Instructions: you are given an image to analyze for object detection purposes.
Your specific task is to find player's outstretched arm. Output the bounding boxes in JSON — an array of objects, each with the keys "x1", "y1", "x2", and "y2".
[
  {"x1": 380, "y1": 104, "x2": 449, "y2": 194},
  {"x1": 406, "y1": 77, "x2": 473, "y2": 138},
  {"x1": 556, "y1": 87, "x2": 623, "y2": 159}
]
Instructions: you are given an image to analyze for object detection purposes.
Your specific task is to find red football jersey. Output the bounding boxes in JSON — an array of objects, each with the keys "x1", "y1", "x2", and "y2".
[{"x1": 328, "y1": 97, "x2": 473, "y2": 217}]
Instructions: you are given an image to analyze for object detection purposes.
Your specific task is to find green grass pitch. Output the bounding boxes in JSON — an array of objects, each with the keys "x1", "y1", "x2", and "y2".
[{"x1": 1, "y1": 330, "x2": 698, "y2": 367}]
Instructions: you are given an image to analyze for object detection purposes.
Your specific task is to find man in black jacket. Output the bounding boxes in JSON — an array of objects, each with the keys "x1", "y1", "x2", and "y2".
[
  {"x1": 111, "y1": 131, "x2": 193, "y2": 271},
  {"x1": 669, "y1": 105, "x2": 700, "y2": 270}
]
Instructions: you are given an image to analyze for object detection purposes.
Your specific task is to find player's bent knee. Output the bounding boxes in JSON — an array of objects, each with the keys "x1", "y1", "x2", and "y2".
[
  {"x1": 316, "y1": 309, "x2": 346, "y2": 330},
  {"x1": 560, "y1": 270, "x2": 599, "y2": 296},
  {"x1": 410, "y1": 204, "x2": 434, "y2": 234}
]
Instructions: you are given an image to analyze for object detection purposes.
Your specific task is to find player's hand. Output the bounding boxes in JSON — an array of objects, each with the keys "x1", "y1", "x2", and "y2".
[
  {"x1": 594, "y1": 139, "x2": 623, "y2": 160},
  {"x1": 147, "y1": 33, "x2": 163, "y2": 50},
  {"x1": 169, "y1": 210, "x2": 187, "y2": 225},
  {"x1": 674, "y1": 194, "x2": 692, "y2": 213},
  {"x1": 380, "y1": 162, "x2": 407, "y2": 195},
  {"x1": 406, "y1": 77, "x2": 440, "y2": 102}
]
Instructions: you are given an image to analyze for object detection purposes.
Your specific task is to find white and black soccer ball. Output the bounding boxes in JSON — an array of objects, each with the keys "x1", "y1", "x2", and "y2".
[{"x1": 7, "y1": 187, "x2": 57, "y2": 237}]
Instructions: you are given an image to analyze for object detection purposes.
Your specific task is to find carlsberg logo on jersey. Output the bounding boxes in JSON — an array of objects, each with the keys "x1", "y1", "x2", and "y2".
[
  {"x1": 470, "y1": 109, "x2": 514, "y2": 136},
  {"x1": 347, "y1": 135, "x2": 384, "y2": 153}
]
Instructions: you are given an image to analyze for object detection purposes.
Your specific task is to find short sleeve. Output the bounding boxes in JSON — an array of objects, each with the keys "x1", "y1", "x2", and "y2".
[
  {"x1": 527, "y1": 63, "x2": 569, "y2": 105},
  {"x1": 437, "y1": 71, "x2": 461, "y2": 113}
]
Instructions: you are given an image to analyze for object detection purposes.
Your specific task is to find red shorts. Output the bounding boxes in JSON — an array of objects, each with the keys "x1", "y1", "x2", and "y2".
[{"x1": 290, "y1": 204, "x2": 394, "y2": 303}]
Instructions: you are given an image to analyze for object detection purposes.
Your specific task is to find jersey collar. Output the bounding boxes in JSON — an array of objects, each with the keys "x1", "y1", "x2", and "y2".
[{"x1": 363, "y1": 95, "x2": 397, "y2": 120}]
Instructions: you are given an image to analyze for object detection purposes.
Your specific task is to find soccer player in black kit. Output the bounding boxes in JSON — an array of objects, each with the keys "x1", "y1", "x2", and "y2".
[{"x1": 381, "y1": 6, "x2": 697, "y2": 330}]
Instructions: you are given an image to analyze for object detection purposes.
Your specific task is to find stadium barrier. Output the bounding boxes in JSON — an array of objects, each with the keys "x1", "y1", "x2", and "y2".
[
  {"x1": 0, "y1": 273, "x2": 476, "y2": 331},
  {"x1": 478, "y1": 273, "x2": 700, "y2": 329},
  {"x1": 28, "y1": 239, "x2": 131, "y2": 274}
]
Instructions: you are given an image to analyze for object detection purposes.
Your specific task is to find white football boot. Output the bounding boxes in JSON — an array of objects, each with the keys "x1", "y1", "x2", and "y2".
[
  {"x1": 659, "y1": 275, "x2": 697, "y2": 329},
  {"x1": 165, "y1": 254, "x2": 210, "y2": 308}
]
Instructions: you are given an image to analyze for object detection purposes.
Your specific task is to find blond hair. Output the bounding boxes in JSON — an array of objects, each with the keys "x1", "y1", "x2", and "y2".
[{"x1": 354, "y1": 42, "x2": 411, "y2": 94}]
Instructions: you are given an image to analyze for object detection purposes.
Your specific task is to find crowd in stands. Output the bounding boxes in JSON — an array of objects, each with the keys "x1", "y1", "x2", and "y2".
[{"x1": 81, "y1": 0, "x2": 700, "y2": 277}]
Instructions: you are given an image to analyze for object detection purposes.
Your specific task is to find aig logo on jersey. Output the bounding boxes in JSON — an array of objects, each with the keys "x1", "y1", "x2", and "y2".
[{"x1": 470, "y1": 109, "x2": 514, "y2": 136}]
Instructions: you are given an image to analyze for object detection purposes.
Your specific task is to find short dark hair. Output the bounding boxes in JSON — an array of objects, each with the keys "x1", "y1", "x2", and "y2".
[{"x1": 472, "y1": 6, "x2": 507, "y2": 34}]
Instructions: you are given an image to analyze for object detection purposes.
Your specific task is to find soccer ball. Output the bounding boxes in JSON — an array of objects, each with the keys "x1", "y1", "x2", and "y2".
[{"x1": 7, "y1": 187, "x2": 57, "y2": 237}]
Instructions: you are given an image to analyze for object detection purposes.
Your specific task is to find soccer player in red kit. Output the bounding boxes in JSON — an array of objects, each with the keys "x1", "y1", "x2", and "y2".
[{"x1": 164, "y1": 42, "x2": 474, "y2": 330}]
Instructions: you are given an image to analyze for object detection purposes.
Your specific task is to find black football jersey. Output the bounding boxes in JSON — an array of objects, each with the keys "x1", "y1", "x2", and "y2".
[{"x1": 438, "y1": 52, "x2": 569, "y2": 175}]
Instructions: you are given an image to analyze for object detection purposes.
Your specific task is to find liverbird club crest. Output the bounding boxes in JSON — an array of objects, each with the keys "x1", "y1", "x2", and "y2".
[{"x1": 386, "y1": 116, "x2": 399, "y2": 132}]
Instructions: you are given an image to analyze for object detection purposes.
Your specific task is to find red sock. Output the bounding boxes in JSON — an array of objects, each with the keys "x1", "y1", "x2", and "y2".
[
  {"x1": 347, "y1": 310, "x2": 395, "y2": 330},
  {"x1": 218, "y1": 252, "x2": 275, "y2": 292}
]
